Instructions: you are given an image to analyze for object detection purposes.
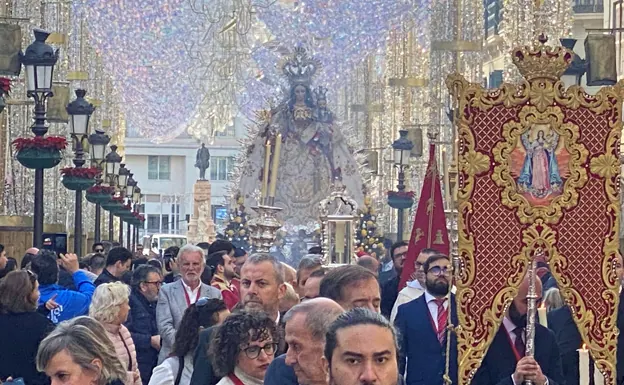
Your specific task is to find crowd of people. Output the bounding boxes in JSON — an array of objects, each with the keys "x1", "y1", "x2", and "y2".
[{"x1": 0, "y1": 239, "x2": 623, "y2": 385}]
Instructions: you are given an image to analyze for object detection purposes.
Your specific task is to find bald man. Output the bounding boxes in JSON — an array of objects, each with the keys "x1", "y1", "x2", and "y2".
[
  {"x1": 356, "y1": 256, "x2": 379, "y2": 276},
  {"x1": 266, "y1": 298, "x2": 344, "y2": 385},
  {"x1": 472, "y1": 274, "x2": 564, "y2": 385}
]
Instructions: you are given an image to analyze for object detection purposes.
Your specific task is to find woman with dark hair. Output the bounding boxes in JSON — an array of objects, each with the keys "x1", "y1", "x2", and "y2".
[
  {"x1": 0, "y1": 257, "x2": 18, "y2": 279},
  {"x1": 0, "y1": 270, "x2": 54, "y2": 384},
  {"x1": 210, "y1": 311, "x2": 279, "y2": 385},
  {"x1": 149, "y1": 298, "x2": 228, "y2": 385}
]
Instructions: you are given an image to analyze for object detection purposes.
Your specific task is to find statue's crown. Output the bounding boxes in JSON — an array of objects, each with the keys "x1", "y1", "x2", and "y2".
[
  {"x1": 282, "y1": 47, "x2": 322, "y2": 86},
  {"x1": 314, "y1": 86, "x2": 328, "y2": 100},
  {"x1": 512, "y1": 35, "x2": 573, "y2": 81}
]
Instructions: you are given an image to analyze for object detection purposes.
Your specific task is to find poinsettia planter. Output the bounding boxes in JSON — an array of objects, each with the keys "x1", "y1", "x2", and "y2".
[
  {"x1": 13, "y1": 136, "x2": 67, "y2": 170},
  {"x1": 86, "y1": 186, "x2": 115, "y2": 204},
  {"x1": 62, "y1": 176, "x2": 96, "y2": 191},
  {"x1": 387, "y1": 191, "x2": 415, "y2": 209},
  {"x1": 16, "y1": 147, "x2": 63, "y2": 169},
  {"x1": 101, "y1": 200, "x2": 124, "y2": 212}
]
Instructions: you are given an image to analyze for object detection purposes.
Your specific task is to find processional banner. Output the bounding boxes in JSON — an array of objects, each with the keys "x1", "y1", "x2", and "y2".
[{"x1": 447, "y1": 38, "x2": 623, "y2": 384}]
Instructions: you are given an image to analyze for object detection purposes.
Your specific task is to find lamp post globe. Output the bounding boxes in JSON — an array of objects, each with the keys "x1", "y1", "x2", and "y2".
[
  {"x1": 125, "y1": 173, "x2": 137, "y2": 198},
  {"x1": 21, "y1": 29, "x2": 59, "y2": 102},
  {"x1": 89, "y1": 129, "x2": 111, "y2": 166},
  {"x1": 105, "y1": 145, "x2": 122, "y2": 185},
  {"x1": 66, "y1": 89, "x2": 95, "y2": 140}
]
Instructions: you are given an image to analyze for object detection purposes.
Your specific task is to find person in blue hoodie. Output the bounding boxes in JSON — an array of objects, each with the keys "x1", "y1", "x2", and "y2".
[{"x1": 30, "y1": 249, "x2": 96, "y2": 324}]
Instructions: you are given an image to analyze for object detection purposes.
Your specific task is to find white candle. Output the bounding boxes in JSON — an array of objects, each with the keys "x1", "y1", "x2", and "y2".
[
  {"x1": 538, "y1": 305, "x2": 548, "y2": 328},
  {"x1": 578, "y1": 345, "x2": 589, "y2": 385},
  {"x1": 594, "y1": 363, "x2": 604, "y2": 385},
  {"x1": 261, "y1": 139, "x2": 271, "y2": 200},
  {"x1": 268, "y1": 133, "x2": 282, "y2": 199}
]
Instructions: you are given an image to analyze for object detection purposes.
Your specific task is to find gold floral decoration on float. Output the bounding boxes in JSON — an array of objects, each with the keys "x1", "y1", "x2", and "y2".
[
  {"x1": 491, "y1": 106, "x2": 589, "y2": 224},
  {"x1": 447, "y1": 35, "x2": 624, "y2": 385}
]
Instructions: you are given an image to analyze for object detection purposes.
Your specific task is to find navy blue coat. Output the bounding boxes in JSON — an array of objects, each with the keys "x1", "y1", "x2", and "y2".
[
  {"x1": 472, "y1": 323, "x2": 564, "y2": 385},
  {"x1": 125, "y1": 288, "x2": 159, "y2": 385},
  {"x1": 394, "y1": 294, "x2": 458, "y2": 385}
]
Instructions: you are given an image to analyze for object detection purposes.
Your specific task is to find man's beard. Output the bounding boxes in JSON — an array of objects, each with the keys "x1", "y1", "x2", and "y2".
[
  {"x1": 425, "y1": 277, "x2": 449, "y2": 296},
  {"x1": 508, "y1": 301, "x2": 527, "y2": 328}
]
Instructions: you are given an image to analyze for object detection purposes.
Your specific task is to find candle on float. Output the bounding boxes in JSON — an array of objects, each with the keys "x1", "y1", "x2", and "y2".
[
  {"x1": 538, "y1": 305, "x2": 548, "y2": 327},
  {"x1": 261, "y1": 139, "x2": 272, "y2": 200},
  {"x1": 268, "y1": 133, "x2": 282, "y2": 199},
  {"x1": 594, "y1": 363, "x2": 604, "y2": 385},
  {"x1": 578, "y1": 344, "x2": 589, "y2": 385}
]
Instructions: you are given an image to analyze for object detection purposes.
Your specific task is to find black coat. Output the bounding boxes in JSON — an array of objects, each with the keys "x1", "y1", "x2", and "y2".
[
  {"x1": 548, "y1": 306, "x2": 596, "y2": 385},
  {"x1": 190, "y1": 312, "x2": 286, "y2": 385},
  {"x1": 125, "y1": 288, "x2": 159, "y2": 385},
  {"x1": 94, "y1": 268, "x2": 121, "y2": 286},
  {"x1": 0, "y1": 311, "x2": 54, "y2": 385},
  {"x1": 381, "y1": 275, "x2": 400, "y2": 319},
  {"x1": 472, "y1": 323, "x2": 564, "y2": 385}
]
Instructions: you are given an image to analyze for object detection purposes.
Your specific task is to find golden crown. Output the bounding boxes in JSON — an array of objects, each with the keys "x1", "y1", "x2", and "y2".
[{"x1": 511, "y1": 35, "x2": 573, "y2": 81}]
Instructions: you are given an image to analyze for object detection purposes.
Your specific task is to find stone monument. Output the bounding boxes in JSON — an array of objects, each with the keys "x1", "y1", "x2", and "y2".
[{"x1": 187, "y1": 144, "x2": 217, "y2": 244}]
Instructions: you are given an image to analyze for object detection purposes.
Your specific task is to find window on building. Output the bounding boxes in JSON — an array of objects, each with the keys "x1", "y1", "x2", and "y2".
[
  {"x1": 161, "y1": 214, "x2": 169, "y2": 232},
  {"x1": 147, "y1": 215, "x2": 160, "y2": 233},
  {"x1": 210, "y1": 156, "x2": 235, "y2": 181},
  {"x1": 215, "y1": 125, "x2": 236, "y2": 137},
  {"x1": 148, "y1": 156, "x2": 171, "y2": 180}
]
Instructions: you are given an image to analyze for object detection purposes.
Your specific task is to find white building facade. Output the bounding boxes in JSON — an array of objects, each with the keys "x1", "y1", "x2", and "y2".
[{"x1": 123, "y1": 121, "x2": 245, "y2": 237}]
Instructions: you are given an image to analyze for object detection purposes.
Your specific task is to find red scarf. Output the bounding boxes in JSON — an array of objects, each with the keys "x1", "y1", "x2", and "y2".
[{"x1": 228, "y1": 373, "x2": 245, "y2": 385}]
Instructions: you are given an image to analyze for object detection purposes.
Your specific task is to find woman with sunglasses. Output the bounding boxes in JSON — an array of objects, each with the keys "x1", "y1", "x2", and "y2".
[
  {"x1": 0, "y1": 270, "x2": 54, "y2": 385},
  {"x1": 149, "y1": 298, "x2": 229, "y2": 385},
  {"x1": 210, "y1": 311, "x2": 279, "y2": 385}
]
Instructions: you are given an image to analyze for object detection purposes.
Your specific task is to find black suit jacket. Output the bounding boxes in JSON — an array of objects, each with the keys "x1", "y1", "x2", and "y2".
[
  {"x1": 190, "y1": 312, "x2": 286, "y2": 385},
  {"x1": 548, "y1": 306, "x2": 592, "y2": 385},
  {"x1": 472, "y1": 323, "x2": 564, "y2": 385},
  {"x1": 381, "y1": 275, "x2": 400, "y2": 319}
]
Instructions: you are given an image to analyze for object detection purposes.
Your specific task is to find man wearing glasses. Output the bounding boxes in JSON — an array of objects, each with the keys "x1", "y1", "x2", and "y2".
[
  {"x1": 126, "y1": 265, "x2": 164, "y2": 385},
  {"x1": 394, "y1": 254, "x2": 458, "y2": 385},
  {"x1": 380, "y1": 241, "x2": 408, "y2": 318},
  {"x1": 92, "y1": 242, "x2": 105, "y2": 255}
]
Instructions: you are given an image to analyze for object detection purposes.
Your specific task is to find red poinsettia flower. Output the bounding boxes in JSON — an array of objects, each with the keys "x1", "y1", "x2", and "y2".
[
  {"x1": 387, "y1": 191, "x2": 415, "y2": 199},
  {"x1": 12, "y1": 136, "x2": 68, "y2": 152},
  {"x1": 61, "y1": 167, "x2": 101, "y2": 179},
  {"x1": 86, "y1": 185, "x2": 115, "y2": 195},
  {"x1": 111, "y1": 195, "x2": 124, "y2": 203},
  {"x1": 0, "y1": 78, "x2": 11, "y2": 94}
]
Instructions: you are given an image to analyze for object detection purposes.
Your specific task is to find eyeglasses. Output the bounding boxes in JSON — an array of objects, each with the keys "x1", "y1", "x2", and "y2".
[
  {"x1": 143, "y1": 281, "x2": 163, "y2": 287},
  {"x1": 427, "y1": 266, "x2": 450, "y2": 276},
  {"x1": 94, "y1": 249, "x2": 104, "y2": 253},
  {"x1": 242, "y1": 343, "x2": 278, "y2": 359}
]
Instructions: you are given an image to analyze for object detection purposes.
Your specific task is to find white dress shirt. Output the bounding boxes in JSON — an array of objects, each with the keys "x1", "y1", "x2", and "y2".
[
  {"x1": 424, "y1": 291, "x2": 449, "y2": 330},
  {"x1": 181, "y1": 280, "x2": 200, "y2": 305}
]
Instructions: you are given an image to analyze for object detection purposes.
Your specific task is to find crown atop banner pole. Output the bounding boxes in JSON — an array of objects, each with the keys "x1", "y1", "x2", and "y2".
[{"x1": 511, "y1": 34, "x2": 574, "y2": 81}]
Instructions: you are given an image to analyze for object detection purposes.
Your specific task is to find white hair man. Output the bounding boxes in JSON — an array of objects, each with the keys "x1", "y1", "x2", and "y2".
[{"x1": 156, "y1": 244, "x2": 222, "y2": 363}]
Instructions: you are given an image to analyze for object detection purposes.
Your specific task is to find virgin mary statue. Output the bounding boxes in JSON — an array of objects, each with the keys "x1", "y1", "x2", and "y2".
[{"x1": 238, "y1": 47, "x2": 364, "y2": 230}]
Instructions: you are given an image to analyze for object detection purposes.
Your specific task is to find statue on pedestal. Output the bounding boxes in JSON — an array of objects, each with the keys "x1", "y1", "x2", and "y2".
[{"x1": 195, "y1": 143, "x2": 210, "y2": 180}]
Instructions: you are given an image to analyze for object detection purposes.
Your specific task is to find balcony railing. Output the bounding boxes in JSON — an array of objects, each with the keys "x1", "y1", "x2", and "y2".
[{"x1": 573, "y1": 0, "x2": 603, "y2": 14}]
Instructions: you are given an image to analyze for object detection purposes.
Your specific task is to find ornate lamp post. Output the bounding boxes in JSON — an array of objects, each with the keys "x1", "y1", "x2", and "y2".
[
  {"x1": 88, "y1": 129, "x2": 111, "y2": 242},
  {"x1": 20, "y1": 29, "x2": 59, "y2": 248},
  {"x1": 133, "y1": 186, "x2": 142, "y2": 249},
  {"x1": 391, "y1": 130, "x2": 413, "y2": 241},
  {"x1": 66, "y1": 89, "x2": 95, "y2": 255},
  {"x1": 125, "y1": 173, "x2": 136, "y2": 249},
  {"x1": 117, "y1": 164, "x2": 129, "y2": 245},
  {"x1": 105, "y1": 145, "x2": 122, "y2": 241}
]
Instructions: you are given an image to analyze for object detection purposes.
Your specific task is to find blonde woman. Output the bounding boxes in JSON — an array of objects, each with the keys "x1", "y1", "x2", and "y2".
[
  {"x1": 90, "y1": 282, "x2": 141, "y2": 384},
  {"x1": 36, "y1": 316, "x2": 127, "y2": 385}
]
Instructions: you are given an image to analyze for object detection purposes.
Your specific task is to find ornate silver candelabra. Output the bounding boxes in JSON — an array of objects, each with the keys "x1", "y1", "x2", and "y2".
[{"x1": 248, "y1": 204, "x2": 283, "y2": 253}]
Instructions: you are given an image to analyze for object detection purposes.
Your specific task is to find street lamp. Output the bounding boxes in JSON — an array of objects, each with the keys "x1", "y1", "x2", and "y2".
[
  {"x1": 117, "y1": 164, "x2": 129, "y2": 245},
  {"x1": 88, "y1": 129, "x2": 110, "y2": 243},
  {"x1": 133, "y1": 186, "x2": 142, "y2": 252},
  {"x1": 391, "y1": 130, "x2": 413, "y2": 241},
  {"x1": 105, "y1": 145, "x2": 122, "y2": 241},
  {"x1": 66, "y1": 89, "x2": 95, "y2": 255},
  {"x1": 559, "y1": 38, "x2": 586, "y2": 89},
  {"x1": 20, "y1": 29, "x2": 59, "y2": 248},
  {"x1": 125, "y1": 173, "x2": 136, "y2": 249}
]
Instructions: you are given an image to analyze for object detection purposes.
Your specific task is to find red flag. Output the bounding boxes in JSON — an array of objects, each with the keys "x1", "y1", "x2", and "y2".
[{"x1": 399, "y1": 141, "x2": 450, "y2": 290}]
